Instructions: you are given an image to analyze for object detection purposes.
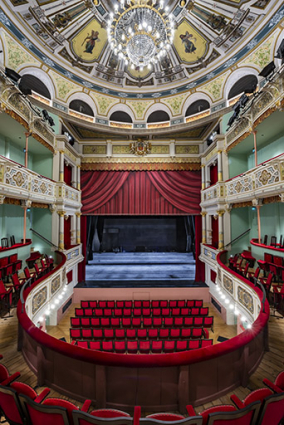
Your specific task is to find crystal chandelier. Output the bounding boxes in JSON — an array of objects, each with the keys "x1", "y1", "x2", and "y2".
[{"x1": 107, "y1": 0, "x2": 175, "y2": 70}]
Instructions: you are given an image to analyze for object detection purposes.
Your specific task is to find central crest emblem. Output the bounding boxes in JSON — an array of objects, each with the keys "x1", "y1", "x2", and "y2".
[{"x1": 130, "y1": 138, "x2": 151, "y2": 156}]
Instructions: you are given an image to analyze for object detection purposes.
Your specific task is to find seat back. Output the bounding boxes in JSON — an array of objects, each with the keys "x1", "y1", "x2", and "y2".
[
  {"x1": 20, "y1": 393, "x2": 69, "y2": 425},
  {"x1": 0, "y1": 384, "x2": 25, "y2": 424},
  {"x1": 206, "y1": 401, "x2": 261, "y2": 425},
  {"x1": 257, "y1": 392, "x2": 284, "y2": 425},
  {"x1": 140, "y1": 417, "x2": 202, "y2": 425},
  {"x1": 73, "y1": 411, "x2": 134, "y2": 425}
]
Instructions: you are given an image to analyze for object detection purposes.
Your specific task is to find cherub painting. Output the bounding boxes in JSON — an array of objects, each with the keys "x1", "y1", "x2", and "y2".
[
  {"x1": 180, "y1": 31, "x2": 197, "y2": 54},
  {"x1": 83, "y1": 30, "x2": 100, "y2": 54}
]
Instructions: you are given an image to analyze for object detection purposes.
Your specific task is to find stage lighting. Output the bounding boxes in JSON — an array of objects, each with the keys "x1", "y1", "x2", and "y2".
[
  {"x1": 233, "y1": 101, "x2": 241, "y2": 114},
  {"x1": 5, "y1": 67, "x2": 21, "y2": 83},
  {"x1": 42, "y1": 109, "x2": 49, "y2": 120},
  {"x1": 239, "y1": 93, "x2": 249, "y2": 108},
  {"x1": 275, "y1": 39, "x2": 284, "y2": 63},
  {"x1": 244, "y1": 83, "x2": 257, "y2": 94},
  {"x1": 19, "y1": 80, "x2": 32, "y2": 96},
  {"x1": 47, "y1": 115, "x2": 55, "y2": 127},
  {"x1": 259, "y1": 61, "x2": 276, "y2": 79}
]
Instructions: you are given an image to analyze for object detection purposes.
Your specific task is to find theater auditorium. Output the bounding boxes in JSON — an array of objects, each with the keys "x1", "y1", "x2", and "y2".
[{"x1": 0, "y1": 0, "x2": 283, "y2": 423}]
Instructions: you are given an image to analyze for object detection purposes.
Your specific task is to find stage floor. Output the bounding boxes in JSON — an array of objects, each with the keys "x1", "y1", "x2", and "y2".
[{"x1": 78, "y1": 252, "x2": 204, "y2": 288}]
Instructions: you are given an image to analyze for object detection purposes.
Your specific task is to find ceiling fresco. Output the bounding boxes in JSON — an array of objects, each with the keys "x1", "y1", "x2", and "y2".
[{"x1": 0, "y1": 0, "x2": 282, "y2": 100}]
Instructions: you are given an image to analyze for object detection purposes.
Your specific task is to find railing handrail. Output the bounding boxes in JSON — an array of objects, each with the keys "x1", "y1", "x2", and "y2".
[
  {"x1": 20, "y1": 278, "x2": 32, "y2": 313},
  {"x1": 30, "y1": 228, "x2": 57, "y2": 248},
  {"x1": 223, "y1": 228, "x2": 250, "y2": 249}
]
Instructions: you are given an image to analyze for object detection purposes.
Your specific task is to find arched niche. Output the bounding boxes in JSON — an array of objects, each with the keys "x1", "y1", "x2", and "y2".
[
  {"x1": 110, "y1": 111, "x2": 133, "y2": 123},
  {"x1": 69, "y1": 99, "x2": 94, "y2": 117},
  {"x1": 147, "y1": 110, "x2": 170, "y2": 123}
]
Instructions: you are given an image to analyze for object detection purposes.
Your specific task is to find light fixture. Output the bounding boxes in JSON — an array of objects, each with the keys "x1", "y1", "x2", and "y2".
[
  {"x1": 108, "y1": 0, "x2": 175, "y2": 69},
  {"x1": 229, "y1": 304, "x2": 234, "y2": 310}
]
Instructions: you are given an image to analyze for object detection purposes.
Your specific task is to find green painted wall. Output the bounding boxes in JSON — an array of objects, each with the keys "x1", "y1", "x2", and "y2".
[
  {"x1": 31, "y1": 208, "x2": 53, "y2": 257},
  {"x1": 0, "y1": 204, "x2": 32, "y2": 263},
  {"x1": 31, "y1": 153, "x2": 53, "y2": 179},
  {"x1": 248, "y1": 133, "x2": 284, "y2": 169},
  {"x1": 228, "y1": 153, "x2": 248, "y2": 179},
  {"x1": 230, "y1": 208, "x2": 250, "y2": 254},
  {"x1": 220, "y1": 111, "x2": 233, "y2": 134}
]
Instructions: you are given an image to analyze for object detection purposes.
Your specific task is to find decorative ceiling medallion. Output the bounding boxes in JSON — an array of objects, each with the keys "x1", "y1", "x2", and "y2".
[{"x1": 130, "y1": 138, "x2": 151, "y2": 155}]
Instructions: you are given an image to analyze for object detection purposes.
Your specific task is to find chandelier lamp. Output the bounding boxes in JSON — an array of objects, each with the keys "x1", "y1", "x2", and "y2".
[{"x1": 107, "y1": 0, "x2": 175, "y2": 71}]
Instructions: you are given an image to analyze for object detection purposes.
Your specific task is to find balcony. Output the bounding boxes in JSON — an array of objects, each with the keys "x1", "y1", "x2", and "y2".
[
  {"x1": 201, "y1": 154, "x2": 284, "y2": 209},
  {"x1": 0, "y1": 156, "x2": 81, "y2": 209}
]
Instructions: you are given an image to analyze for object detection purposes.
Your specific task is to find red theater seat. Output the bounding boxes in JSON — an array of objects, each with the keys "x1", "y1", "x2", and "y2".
[
  {"x1": 143, "y1": 318, "x2": 152, "y2": 328},
  {"x1": 123, "y1": 309, "x2": 132, "y2": 317},
  {"x1": 200, "y1": 307, "x2": 209, "y2": 316},
  {"x1": 162, "y1": 308, "x2": 170, "y2": 317},
  {"x1": 201, "y1": 339, "x2": 213, "y2": 348},
  {"x1": 134, "y1": 301, "x2": 142, "y2": 308},
  {"x1": 81, "y1": 301, "x2": 89, "y2": 308},
  {"x1": 160, "y1": 301, "x2": 168, "y2": 308},
  {"x1": 94, "y1": 308, "x2": 103, "y2": 317},
  {"x1": 204, "y1": 317, "x2": 214, "y2": 332},
  {"x1": 104, "y1": 329, "x2": 114, "y2": 339},
  {"x1": 71, "y1": 318, "x2": 80, "y2": 328},
  {"x1": 139, "y1": 340, "x2": 150, "y2": 354},
  {"x1": 170, "y1": 328, "x2": 181, "y2": 339},
  {"x1": 153, "y1": 318, "x2": 162, "y2": 327},
  {"x1": 164, "y1": 317, "x2": 173, "y2": 327},
  {"x1": 115, "y1": 329, "x2": 126, "y2": 339},
  {"x1": 169, "y1": 300, "x2": 177, "y2": 308},
  {"x1": 184, "y1": 317, "x2": 194, "y2": 327},
  {"x1": 142, "y1": 301, "x2": 150, "y2": 308},
  {"x1": 132, "y1": 318, "x2": 141, "y2": 327},
  {"x1": 171, "y1": 308, "x2": 180, "y2": 316},
  {"x1": 188, "y1": 340, "x2": 200, "y2": 350},
  {"x1": 192, "y1": 328, "x2": 203, "y2": 339},
  {"x1": 137, "y1": 329, "x2": 147, "y2": 339},
  {"x1": 89, "y1": 341, "x2": 101, "y2": 350},
  {"x1": 186, "y1": 300, "x2": 194, "y2": 307},
  {"x1": 152, "y1": 308, "x2": 161, "y2": 317},
  {"x1": 122, "y1": 318, "x2": 131, "y2": 328},
  {"x1": 127, "y1": 341, "x2": 138, "y2": 354},
  {"x1": 111, "y1": 318, "x2": 120, "y2": 327},
  {"x1": 151, "y1": 341, "x2": 163, "y2": 353},
  {"x1": 93, "y1": 329, "x2": 103, "y2": 339},
  {"x1": 181, "y1": 328, "x2": 191, "y2": 339},
  {"x1": 126, "y1": 329, "x2": 136, "y2": 339},
  {"x1": 90, "y1": 408, "x2": 130, "y2": 418},
  {"x1": 174, "y1": 317, "x2": 183, "y2": 327},
  {"x1": 82, "y1": 329, "x2": 92, "y2": 339},
  {"x1": 75, "y1": 308, "x2": 84, "y2": 317},
  {"x1": 70, "y1": 329, "x2": 81, "y2": 340},
  {"x1": 195, "y1": 300, "x2": 203, "y2": 307},
  {"x1": 81, "y1": 318, "x2": 91, "y2": 328},
  {"x1": 102, "y1": 341, "x2": 114, "y2": 352},
  {"x1": 159, "y1": 329, "x2": 169, "y2": 339},
  {"x1": 148, "y1": 329, "x2": 158, "y2": 339},
  {"x1": 151, "y1": 301, "x2": 160, "y2": 308},
  {"x1": 90, "y1": 318, "x2": 100, "y2": 327},
  {"x1": 107, "y1": 301, "x2": 115, "y2": 308},
  {"x1": 101, "y1": 318, "x2": 110, "y2": 327},
  {"x1": 124, "y1": 301, "x2": 133, "y2": 308},
  {"x1": 114, "y1": 308, "x2": 123, "y2": 317},
  {"x1": 164, "y1": 341, "x2": 175, "y2": 353},
  {"x1": 193, "y1": 317, "x2": 204, "y2": 327},
  {"x1": 176, "y1": 340, "x2": 188, "y2": 352},
  {"x1": 77, "y1": 341, "x2": 89, "y2": 349},
  {"x1": 98, "y1": 301, "x2": 107, "y2": 308},
  {"x1": 142, "y1": 308, "x2": 151, "y2": 317},
  {"x1": 114, "y1": 341, "x2": 126, "y2": 354},
  {"x1": 89, "y1": 301, "x2": 97, "y2": 308},
  {"x1": 104, "y1": 309, "x2": 112, "y2": 317}
]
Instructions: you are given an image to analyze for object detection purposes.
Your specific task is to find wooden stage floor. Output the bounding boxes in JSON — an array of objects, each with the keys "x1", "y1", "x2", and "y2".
[{"x1": 0, "y1": 303, "x2": 283, "y2": 419}]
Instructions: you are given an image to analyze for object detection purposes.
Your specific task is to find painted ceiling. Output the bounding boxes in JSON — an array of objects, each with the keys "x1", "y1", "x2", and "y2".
[{"x1": 0, "y1": 0, "x2": 282, "y2": 100}]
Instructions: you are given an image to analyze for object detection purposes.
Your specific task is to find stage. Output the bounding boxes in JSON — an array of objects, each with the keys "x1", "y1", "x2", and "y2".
[{"x1": 76, "y1": 252, "x2": 206, "y2": 288}]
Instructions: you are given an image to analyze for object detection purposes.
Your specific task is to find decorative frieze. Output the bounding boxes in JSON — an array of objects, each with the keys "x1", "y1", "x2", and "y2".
[
  {"x1": 238, "y1": 286, "x2": 254, "y2": 315},
  {"x1": 32, "y1": 287, "x2": 47, "y2": 315}
]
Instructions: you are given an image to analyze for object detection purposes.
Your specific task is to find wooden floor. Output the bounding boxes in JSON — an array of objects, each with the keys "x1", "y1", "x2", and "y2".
[{"x1": 0, "y1": 303, "x2": 283, "y2": 418}]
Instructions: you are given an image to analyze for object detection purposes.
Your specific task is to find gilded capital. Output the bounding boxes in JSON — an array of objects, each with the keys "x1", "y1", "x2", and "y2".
[
  {"x1": 75, "y1": 212, "x2": 82, "y2": 217},
  {"x1": 217, "y1": 210, "x2": 225, "y2": 217},
  {"x1": 201, "y1": 211, "x2": 207, "y2": 217},
  {"x1": 57, "y1": 210, "x2": 66, "y2": 217}
]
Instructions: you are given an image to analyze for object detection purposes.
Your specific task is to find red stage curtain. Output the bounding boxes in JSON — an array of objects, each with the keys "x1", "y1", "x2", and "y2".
[
  {"x1": 81, "y1": 171, "x2": 201, "y2": 215},
  {"x1": 64, "y1": 216, "x2": 71, "y2": 249},
  {"x1": 212, "y1": 215, "x2": 219, "y2": 249},
  {"x1": 78, "y1": 215, "x2": 87, "y2": 282},
  {"x1": 210, "y1": 163, "x2": 218, "y2": 186},
  {"x1": 64, "y1": 164, "x2": 72, "y2": 186},
  {"x1": 195, "y1": 215, "x2": 205, "y2": 282}
]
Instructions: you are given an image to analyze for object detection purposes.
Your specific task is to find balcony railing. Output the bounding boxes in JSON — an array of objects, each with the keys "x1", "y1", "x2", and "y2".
[
  {"x1": 201, "y1": 154, "x2": 284, "y2": 207},
  {"x1": 0, "y1": 156, "x2": 81, "y2": 208}
]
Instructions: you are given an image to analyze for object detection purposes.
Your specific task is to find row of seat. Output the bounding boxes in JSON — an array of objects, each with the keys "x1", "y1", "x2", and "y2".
[
  {"x1": 70, "y1": 326, "x2": 209, "y2": 342},
  {"x1": 262, "y1": 234, "x2": 284, "y2": 249},
  {"x1": 75, "y1": 306, "x2": 209, "y2": 318},
  {"x1": 70, "y1": 316, "x2": 214, "y2": 330},
  {"x1": 1, "y1": 349, "x2": 284, "y2": 425},
  {"x1": 71, "y1": 315, "x2": 214, "y2": 329},
  {"x1": 81, "y1": 299, "x2": 204, "y2": 308},
  {"x1": 73, "y1": 338, "x2": 213, "y2": 353},
  {"x1": 0, "y1": 253, "x2": 22, "y2": 282}
]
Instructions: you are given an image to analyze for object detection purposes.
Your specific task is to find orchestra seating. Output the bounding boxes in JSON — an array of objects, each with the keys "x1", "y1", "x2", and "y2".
[
  {"x1": 0, "y1": 354, "x2": 283, "y2": 425},
  {"x1": 69, "y1": 299, "x2": 214, "y2": 354}
]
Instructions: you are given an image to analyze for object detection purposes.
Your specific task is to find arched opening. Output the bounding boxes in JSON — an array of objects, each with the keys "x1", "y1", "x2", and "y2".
[
  {"x1": 228, "y1": 75, "x2": 258, "y2": 99},
  {"x1": 69, "y1": 100, "x2": 94, "y2": 117},
  {"x1": 110, "y1": 111, "x2": 133, "y2": 123},
  {"x1": 147, "y1": 111, "x2": 170, "y2": 123},
  {"x1": 185, "y1": 100, "x2": 210, "y2": 117},
  {"x1": 20, "y1": 75, "x2": 51, "y2": 99}
]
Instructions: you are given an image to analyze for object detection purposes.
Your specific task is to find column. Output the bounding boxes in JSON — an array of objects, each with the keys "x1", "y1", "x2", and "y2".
[
  {"x1": 24, "y1": 132, "x2": 31, "y2": 168},
  {"x1": 201, "y1": 211, "x2": 207, "y2": 244},
  {"x1": 70, "y1": 215, "x2": 76, "y2": 245},
  {"x1": 59, "y1": 150, "x2": 64, "y2": 182},
  {"x1": 201, "y1": 165, "x2": 205, "y2": 190},
  {"x1": 57, "y1": 210, "x2": 66, "y2": 250},
  {"x1": 217, "y1": 210, "x2": 225, "y2": 250},
  {"x1": 206, "y1": 214, "x2": 212, "y2": 245},
  {"x1": 205, "y1": 165, "x2": 210, "y2": 188},
  {"x1": 77, "y1": 166, "x2": 81, "y2": 190},
  {"x1": 75, "y1": 212, "x2": 81, "y2": 244},
  {"x1": 217, "y1": 150, "x2": 223, "y2": 182}
]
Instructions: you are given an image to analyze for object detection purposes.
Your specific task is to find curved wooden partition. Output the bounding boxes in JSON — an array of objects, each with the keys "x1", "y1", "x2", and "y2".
[{"x1": 17, "y1": 251, "x2": 269, "y2": 413}]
